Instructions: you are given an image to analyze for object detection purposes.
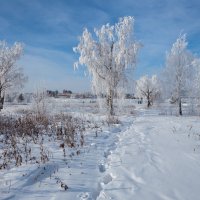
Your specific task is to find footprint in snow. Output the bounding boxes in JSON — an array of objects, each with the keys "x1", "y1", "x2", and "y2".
[
  {"x1": 102, "y1": 173, "x2": 113, "y2": 184},
  {"x1": 99, "y1": 163, "x2": 106, "y2": 172},
  {"x1": 78, "y1": 192, "x2": 92, "y2": 200},
  {"x1": 97, "y1": 191, "x2": 112, "y2": 200},
  {"x1": 104, "y1": 149, "x2": 112, "y2": 158}
]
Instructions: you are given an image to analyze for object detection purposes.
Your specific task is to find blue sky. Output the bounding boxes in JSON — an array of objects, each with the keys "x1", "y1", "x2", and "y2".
[{"x1": 0, "y1": 0, "x2": 200, "y2": 92}]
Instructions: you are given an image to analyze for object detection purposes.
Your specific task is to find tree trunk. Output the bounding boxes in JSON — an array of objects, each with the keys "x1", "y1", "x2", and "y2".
[
  {"x1": 0, "y1": 89, "x2": 4, "y2": 111},
  {"x1": 147, "y1": 91, "x2": 151, "y2": 108},
  {"x1": 179, "y1": 97, "x2": 182, "y2": 116},
  {"x1": 107, "y1": 89, "x2": 114, "y2": 116},
  {"x1": 147, "y1": 99, "x2": 151, "y2": 108}
]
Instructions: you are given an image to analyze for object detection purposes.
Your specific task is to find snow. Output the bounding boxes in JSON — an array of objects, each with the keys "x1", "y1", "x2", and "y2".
[
  {"x1": 1, "y1": 99, "x2": 200, "y2": 200},
  {"x1": 98, "y1": 115, "x2": 200, "y2": 200}
]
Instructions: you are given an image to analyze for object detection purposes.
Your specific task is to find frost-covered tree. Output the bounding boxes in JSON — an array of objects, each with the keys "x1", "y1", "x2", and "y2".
[
  {"x1": 135, "y1": 75, "x2": 160, "y2": 107},
  {"x1": 162, "y1": 34, "x2": 194, "y2": 115},
  {"x1": 32, "y1": 87, "x2": 48, "y2": 117},
  {"x1": 73, "y1": 16, "x2": 141, "y2": 115},
  {"x1": 192, "y1": 58, "x2": 200, "y2": 98},
  {"x1": 0, "y1": 41, "x2": 27, "y2": 110}
]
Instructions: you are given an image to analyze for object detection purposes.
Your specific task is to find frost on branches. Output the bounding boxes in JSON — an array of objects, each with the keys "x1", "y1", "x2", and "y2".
[
  {"x1": 0, "y1": 41, "x2": 27, "y2": 110},
  {"x1": 192, "y1": 58, "x2": 200, "y2": 98},
  {"x1": 135, "y1": 75, "x2": 160, "y2": 107},
  {"x1": 162, "y1": 34, "x2": 195, "y2": 115},
  {"x1": 73, "y1": 16, "x2": 141, "y2": 115}
]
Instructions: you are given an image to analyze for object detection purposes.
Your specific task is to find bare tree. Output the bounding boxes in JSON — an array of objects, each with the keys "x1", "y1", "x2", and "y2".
[
  {"x1": 0, "y1": 41, "x2": 27, "y2": 110},
  {"x1": 73, "y1": 16, "x2": 141, "y2": 115},
  {"x1": 135, "y1": 75, "x2": 161, "y2": 107},
  {"x1": 32, "y1": 87, "x2": 48, "y2": 117},
  {"x1": 162, "y1": 34, "x2": 194, "y2": 115}
]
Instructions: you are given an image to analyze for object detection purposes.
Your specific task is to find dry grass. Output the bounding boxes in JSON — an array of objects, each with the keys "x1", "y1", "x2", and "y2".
[{"x1": 0, "y1": 112, "x2": 85, "y2": 170}]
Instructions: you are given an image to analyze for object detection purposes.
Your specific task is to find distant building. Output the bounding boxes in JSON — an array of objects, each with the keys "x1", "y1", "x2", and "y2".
[
  {"x1": 71, "y1": 92, "x2": 96, "y2": 99},
  {"x1": 47, "y1": 90, "x2": 58, "y2": 97},
  {"x1": 58, "y1": 93, "x2": 71, "y2": 98},
  {"x1": 125, "y1": 93, "x2": 135, "y2": 99},
  {"x1": 63, "y1": 90, "x2": 72, "y2": 94}
]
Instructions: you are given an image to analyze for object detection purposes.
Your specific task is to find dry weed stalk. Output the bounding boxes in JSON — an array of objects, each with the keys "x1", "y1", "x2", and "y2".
[{"x1": 0, "y1": 112, "x2": 85, "y2": 170}]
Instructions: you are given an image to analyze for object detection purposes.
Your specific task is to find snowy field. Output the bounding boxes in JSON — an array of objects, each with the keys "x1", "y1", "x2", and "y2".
[{"x1": 1, "y1": 98, "x2": 200, "y2": 200}]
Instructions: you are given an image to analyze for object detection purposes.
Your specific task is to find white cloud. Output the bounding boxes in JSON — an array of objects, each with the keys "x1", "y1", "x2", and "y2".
[
  {"x1": 19, "y1": 46, "x2": 90, "y2": 92},
  {"x1": 1, "y1": 0, "x2": 200, "y2": 89}
]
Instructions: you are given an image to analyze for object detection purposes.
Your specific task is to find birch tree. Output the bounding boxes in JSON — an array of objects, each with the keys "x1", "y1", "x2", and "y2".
[
  {"x1": 73, "y1": 16, "x2": 141, "y2": 115},
  {"x1": 162, "y1": 34, "x2": 194, "y2": 115},
  {"x1": 0, "y1": 41, "x2": 26, "y2": 110},
  {"x1": 192, "y1": 58, "x2": 200, "y2": 98},
  {"x1": 135, "y1": 75, "x2": 160, "y2": 107}
]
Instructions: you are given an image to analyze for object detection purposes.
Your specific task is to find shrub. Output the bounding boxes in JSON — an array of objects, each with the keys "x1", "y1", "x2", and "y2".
[{"x1": 0, "y1": 113, "x2": 85, "y2": 170}]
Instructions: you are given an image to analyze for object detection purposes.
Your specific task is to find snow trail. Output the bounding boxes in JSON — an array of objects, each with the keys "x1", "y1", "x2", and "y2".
[
  {"x1": 0, "y1": 116, "x2": 133, "y2": 200},
  {"x1": 97, "y1": 115, "x2": 200, "y2": 200},
  {"x1": 1, "y1": 102, "x2": 200, "y2": 200}
]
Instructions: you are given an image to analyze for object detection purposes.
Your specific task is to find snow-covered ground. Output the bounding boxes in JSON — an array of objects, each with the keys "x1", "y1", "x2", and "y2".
[
  {"x1": 1, "y1": 99, "x2": 200, "y2": 200},
  {"x1": 98, "y1": 115, "x2": 200, "y2": 200}
]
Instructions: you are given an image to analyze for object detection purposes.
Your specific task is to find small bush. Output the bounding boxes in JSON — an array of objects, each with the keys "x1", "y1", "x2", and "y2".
[
  {"x1": 106, "y1": 115, "x2": 121, "y2": 125},
  {"x1": 0, "y1": 112, "x2": 85, "y2": 170}
]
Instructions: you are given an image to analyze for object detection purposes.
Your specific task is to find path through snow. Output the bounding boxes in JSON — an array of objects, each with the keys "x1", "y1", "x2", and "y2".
[
  {"x1": 1, "y1": 108, "x2": 200, "y2": 200},
  {"x1": 97, "y1": 115, "x2": 200, "y2": 200}
]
